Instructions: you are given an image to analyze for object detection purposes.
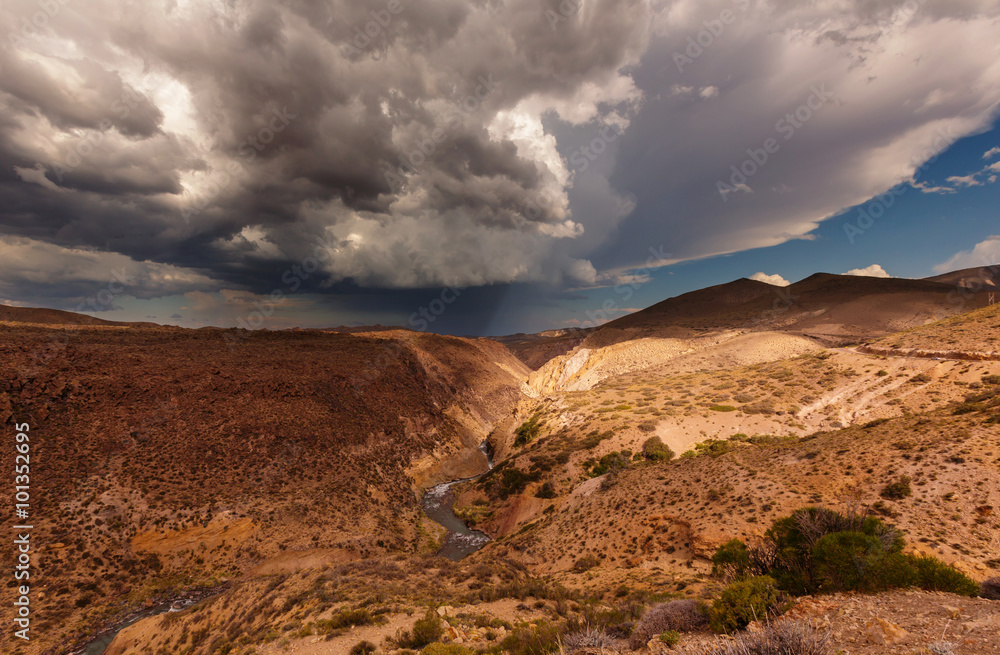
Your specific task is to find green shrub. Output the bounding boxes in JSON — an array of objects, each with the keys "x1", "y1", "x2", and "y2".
[
  {"x1": 495, "y1": 467, "x2": 540, "y2": 499},
  {"x1": 880, "y1": 476, "x2": 912, "y2": 500},
  {"x1": 908, "y1": 555, "x2": 979, "y2": 596},
  {"x1": 695, "y1": 439, "x2": 739, "y2": 457},
  {"x1": 718, "y1": 507, "x2": 903, "y2": 594},
  {"x1": 812, "y1": 531, "x2": 886, "y2": 591},
  {"x1": 350, "y1": 641, "x2": 377, "y2": 655},
  {"x1": 515, "y1": 415, "x2": 541, "y2": 446},
  {"x1": 710, "y1": 507, "x2": 977, "y2": 598},
  {"x1": 395, "y1": 610, "x2": 444, "y2": 649},
  {"x1": 708, "y1": 576, "x2": 782, "y2": 634},
  {"x1": 709, "y1": 405, "x2": 737, "y2": 412},
  {"x1": 711, "y1": 539, "x2": 752, "y2": 580},
  {"x1": 642, "y1": 436, "x2": 675, "y2": 462},
  {"x1": 659, "y1": 630, "x2": 680, "y2": 647},
  {"x1": 315, "y1": 608, "x2": 377, "y2": 634},
  {"x1": 590, "y1": 451, "x2": 631, "y2": 477}
]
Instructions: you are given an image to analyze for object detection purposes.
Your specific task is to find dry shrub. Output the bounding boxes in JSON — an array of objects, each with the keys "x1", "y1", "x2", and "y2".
[
  {"x1": 981, "y1": 576, "x2": 1000, "y2": 600},
  {"x1": 629, "y1": 599, "x2": 707, "y2": 648},
  {"x1": 564, "y1": 626, "x2": 617, "y2": 653},
  {"x1": 679, "y1": 621, "x2": 830, "y2": 655}
]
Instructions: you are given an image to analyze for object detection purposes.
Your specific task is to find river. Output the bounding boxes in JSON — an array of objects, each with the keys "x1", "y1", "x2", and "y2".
[
  {"x1": 420, "y1": 441, "x2": 494, "y2": 560},
  {"x1": 74, "y1": 443, "x2": 494, "y2": 653},
  {"x1": 70, "y1": 590, "x2": 221, "y2": 655}
]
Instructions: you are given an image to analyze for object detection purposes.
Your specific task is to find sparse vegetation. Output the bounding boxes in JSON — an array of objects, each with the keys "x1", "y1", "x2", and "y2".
[
  {"x1": 682, "y1": 621, "x2": 831, "y2": 655},
  {"x1": 515, "y1": 415, "x2": 542, "y2": 446},
  {"x1": 642, "y1": 436, "x2": 675, "y2": 462}
]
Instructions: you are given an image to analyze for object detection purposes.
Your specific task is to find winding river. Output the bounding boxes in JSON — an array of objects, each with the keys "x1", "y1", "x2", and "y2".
[
  {"x1": 75, "y1": 443, "x2": 494, "y2": 653},
  {"x1": 72, "y1": 591, "x2": 220, "y2": 655},
  {"x1": 420, "y1": 441, "x2": 495, "y2": 560}
]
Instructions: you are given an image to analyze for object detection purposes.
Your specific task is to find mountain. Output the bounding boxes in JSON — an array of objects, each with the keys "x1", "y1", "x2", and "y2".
[
  {"x1": 584, "y1": 272, "x2": 993, "y2": 348},
  {"x1": 924, "y1": 264, "x2": 1000, "y2": 289}
]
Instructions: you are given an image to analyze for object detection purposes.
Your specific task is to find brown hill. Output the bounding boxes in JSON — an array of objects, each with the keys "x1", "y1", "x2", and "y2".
[
  {"x1": 0, "y1": 324, "x2": 528, "y2": 654},
  {"x1": 585, "y1": 272, "x2": 992, "y2": 348},
  {"x1": 925, "y1": 264, "x2": 1000, "y2": 289},
  {"x1": 864, "y1": 299, "x2": 1000, "y2": 356},
  {"x1": 0, "y1": 304, "x2": 130, "y2": 326}
]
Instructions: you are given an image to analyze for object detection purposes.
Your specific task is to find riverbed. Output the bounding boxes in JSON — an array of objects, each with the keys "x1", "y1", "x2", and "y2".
[{"x1": 420, "y1": 441, "x2": 494, "y2": 560}]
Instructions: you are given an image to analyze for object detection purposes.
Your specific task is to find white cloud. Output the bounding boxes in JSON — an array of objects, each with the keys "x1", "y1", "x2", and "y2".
[
  {"x1": 749, "y1": 272, "x2": 790, "y2": 286},
  {"x1": 599, "y1": 1, "x2": 1000, "y2": 274},
  {"x1": 912, "y1": 180, "x2": 957, "y2": 194},
  {"x1": 0, "y1": 235, "x2": 220, "y2": 306},
  {"x1": 946, "y1": 174, "x2": 982, "y2": 187},
  {"x1": 983, "y1": 147, "x2": 1000, "y2": 159},
  {"x1": 844, "y1": 264, "x2": 891, "y2": 278},
  {"x1": 934, "y1": 236, "x2": 1000, "y2": 273}
]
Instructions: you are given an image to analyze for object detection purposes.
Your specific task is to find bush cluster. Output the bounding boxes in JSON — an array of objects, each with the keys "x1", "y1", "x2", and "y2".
[{"x1": 710, "y1": 508, "x2": 979, "y2": 597}]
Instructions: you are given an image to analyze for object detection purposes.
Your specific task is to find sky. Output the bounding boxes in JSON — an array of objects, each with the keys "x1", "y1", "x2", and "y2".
[{"x1": 0, "y1": 0, "x2": 999, "y2": 336}]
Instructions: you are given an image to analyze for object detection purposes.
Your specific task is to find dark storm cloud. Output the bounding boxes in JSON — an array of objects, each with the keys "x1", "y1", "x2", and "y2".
[
  {"x1": 0, "y1": 0, "x2": 998, "y2": 320},
  {"x1": 0, "y1": 0, "x2": 650, "y2": 299}
]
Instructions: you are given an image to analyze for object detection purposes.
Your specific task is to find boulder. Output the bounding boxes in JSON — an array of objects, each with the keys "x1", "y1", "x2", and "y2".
[{"x1": 864, "y1": 618, "x2": 909, "y2": 645}]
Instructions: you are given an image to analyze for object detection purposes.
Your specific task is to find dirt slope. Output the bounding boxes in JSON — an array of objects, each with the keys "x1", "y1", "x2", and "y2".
[{"x1": 0, "y1": 325, "x2": 528, "y2": 655}]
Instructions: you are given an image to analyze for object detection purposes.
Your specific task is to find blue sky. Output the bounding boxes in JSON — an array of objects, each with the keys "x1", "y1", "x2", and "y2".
[{"x1": 550, "y1": 117, "x2": 1000, "y2": 335}]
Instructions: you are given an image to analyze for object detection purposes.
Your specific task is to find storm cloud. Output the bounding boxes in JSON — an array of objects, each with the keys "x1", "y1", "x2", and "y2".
[{"x1": 0, "y1": 0, "x2": 998, "y2": 324}]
